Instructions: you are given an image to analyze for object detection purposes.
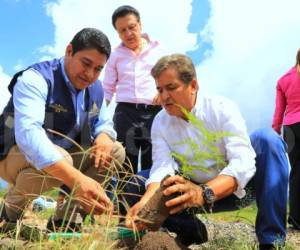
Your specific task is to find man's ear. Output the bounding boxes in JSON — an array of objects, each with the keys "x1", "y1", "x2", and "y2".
[
  {"x1": 65, "y1": 44, "x2": 73, "y2": 56},
  {"x1": 191, "y1": 79, "x2": 198, "y2": 94}
]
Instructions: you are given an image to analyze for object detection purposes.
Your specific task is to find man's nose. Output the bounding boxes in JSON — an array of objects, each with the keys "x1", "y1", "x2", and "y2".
[
  {"x1": 85, "y1": 67, "x2": 96, "y2": 81},
  {"x1": 124, "y1": 28, "x2": 133, "y2": 36},
  {"x1": 160, "y1": 89, "x2": 170, "y2": 100}
]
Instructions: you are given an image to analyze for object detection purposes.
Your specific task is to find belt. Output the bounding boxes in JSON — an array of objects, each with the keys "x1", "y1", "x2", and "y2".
[{"x1": 118, "y1": 102, "x2": 161, "y2": 111}]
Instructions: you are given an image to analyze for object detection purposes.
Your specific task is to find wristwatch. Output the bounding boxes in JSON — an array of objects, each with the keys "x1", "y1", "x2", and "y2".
[{"x1": 199, "y1": 184, "x2": 215, "y2": 212}]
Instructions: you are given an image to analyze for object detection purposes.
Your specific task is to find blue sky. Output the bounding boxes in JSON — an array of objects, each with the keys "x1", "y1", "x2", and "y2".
[
  {"x1": 0, "y1": 0, "x2": 300, "y2": 188},
  {"x1": 0, "y1": 0, "x2": 210, "y2": 187},
  {"x1": 1, "y1": 0, "x2": 300, "y2": 129},
  {"x1": 0, "y1": 0, "x2": 209, "y2": 76},
  {"x1": 0, "y1": 0, "x2": 54, "y2": 75},
  {"x1": 187, "y1": 0, "x2": 212, "y2": 65}
]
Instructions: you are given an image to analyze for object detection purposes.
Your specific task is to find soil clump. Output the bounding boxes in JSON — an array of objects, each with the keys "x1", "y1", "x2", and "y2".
[
  {"x1": 134, "y1": 231, "x2": 188, "y2": 250},
  {"x1": 137, "y1": 175, "x2": 178, "y2": 230}
]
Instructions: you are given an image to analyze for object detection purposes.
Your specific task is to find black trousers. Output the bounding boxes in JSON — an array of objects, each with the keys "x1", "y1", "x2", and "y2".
[
  {"x1": 113, "y1": 103, "x2": 161, "y2": 173},
  {"x1": 284, "y1": 123, "x2": 300, "y2": 228}
]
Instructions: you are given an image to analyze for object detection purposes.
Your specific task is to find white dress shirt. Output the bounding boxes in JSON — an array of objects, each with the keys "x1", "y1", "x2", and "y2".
[{"x1": 146, "y1": 94, "x2": 256, "y2": 198}]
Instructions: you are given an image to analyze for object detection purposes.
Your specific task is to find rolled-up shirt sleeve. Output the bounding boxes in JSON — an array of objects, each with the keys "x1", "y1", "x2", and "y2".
[
  {"x1": 218, "y1": 99, "x2": 256, "y2": 198},
  {"x1": 13, "y1": 69, "x2": 64, "y2": 169},
  {"x1": 145, "y1": 116, "x2": 179, "y2": 187}
]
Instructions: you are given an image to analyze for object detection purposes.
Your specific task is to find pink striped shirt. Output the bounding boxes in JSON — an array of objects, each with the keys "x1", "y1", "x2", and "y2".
[
  {"x1": 272, "y1": 67, "x2": 300, "y2": 133},
  {"x1": 103, "y1": 36, "x2": 165, "y2": 104}
]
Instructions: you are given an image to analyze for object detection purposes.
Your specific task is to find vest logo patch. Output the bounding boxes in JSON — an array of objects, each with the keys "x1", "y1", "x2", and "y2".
[
  {"x1": 89, "y1": 102, "x2": 100, "y2": 117},
  {"x1": 49, "y1": 103, "x2": 68, "y2": 113},
  {"x1": 5, "y1": 116, "x2": 14, "y2": 129}
]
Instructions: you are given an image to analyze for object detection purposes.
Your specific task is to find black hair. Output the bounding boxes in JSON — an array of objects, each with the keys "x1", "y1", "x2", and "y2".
[
  {"x1": 70, "y1": 28, "x2": 111, "y2": 59},
  {"x1": 112, "y1": 5, "x2": 140, "y2": 29}
]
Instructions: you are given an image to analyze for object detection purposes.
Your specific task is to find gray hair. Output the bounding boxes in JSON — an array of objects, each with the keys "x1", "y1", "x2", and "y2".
[{"x1": 151, "y1": 54, "x2": 197, "y2": 85}]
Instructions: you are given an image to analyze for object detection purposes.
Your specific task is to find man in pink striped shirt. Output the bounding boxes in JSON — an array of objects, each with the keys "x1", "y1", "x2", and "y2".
[
  {"x1": 272, "y1": 49, "x2": 300, "y2": 230},
  {"x1": 103, "y1": 5, "x2": 165, "y2": 174}
]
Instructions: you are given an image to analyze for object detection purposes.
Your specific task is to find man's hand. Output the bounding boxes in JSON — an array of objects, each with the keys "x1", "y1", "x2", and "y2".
[
  {"x1": 125, "y1": 200, "x2": 147, "y2": 231},
  {"x1": 91, "y1": 133, "x2": 114, "y2": 171},
  {"x1": 44, "y1": 159, "x2": 113, "y2": 215},
  {"x1": 125, "y1": 182, "x2": 160, "y2": 231},
  {"x1": 163, "y1": 175, "x2": 204, "y2": 214},
  {"x1": 74, "y1": 174, "x2": 113, "y2": 214}
]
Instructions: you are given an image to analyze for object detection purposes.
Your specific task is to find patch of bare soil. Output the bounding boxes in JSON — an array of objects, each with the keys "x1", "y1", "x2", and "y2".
[
  {"x1": 116, "y1": 237, "x2": 139, "y2": 250},
  {"x1": 134, "y1": 231, "x2": 188, "y2": 250}
]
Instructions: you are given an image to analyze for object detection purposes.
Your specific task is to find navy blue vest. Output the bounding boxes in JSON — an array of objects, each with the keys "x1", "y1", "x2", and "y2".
[{"x1": 0, "y1": 59, "x2": 104, "y2": 160}]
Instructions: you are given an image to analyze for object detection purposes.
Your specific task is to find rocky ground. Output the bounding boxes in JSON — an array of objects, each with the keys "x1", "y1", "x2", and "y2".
[
  {"x1": 1, "y1": 215, "x2": 299, "y2": 250},
  {"x1": 0, "y1": 195, "x2": 299, "y2": 249},
  {"x1": 192, "y1": 217, "x2": 299, "y2": 250},
  {"x1": 125, "y1": 218, "x2": 300, "y2": 250}
]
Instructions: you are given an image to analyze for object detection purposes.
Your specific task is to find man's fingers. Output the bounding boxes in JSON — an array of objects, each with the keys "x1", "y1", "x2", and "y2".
[
  {"x1": 80, "y1": 187, "x2": 112, "y2": 213},
  {"x1": 125, "y1": 204, "x2": 141, "y2": 229},
  {"x1": 101, "y1": 154, "x2": 112, "y2": 167},
  {"x1": 163, "y1": 183, "x2": 186, "y2": 196},
  {"x1": 165, "y1": 192, "x2": 189, "y2": 207},
  {"x1": 125, "y1": 212, "x2": 136, "y2": 229},
  {"x1": 169, "y1": 204, "x2": 186, "y2": 215},
  {"x1": 93, "y1": 202, "x2": 108, "y2": 214},
  {"x1": 79, "y1": 198, "x2": 108, "y2": 214},
  {"x1": 93, "y1": 152, "x2": 112, "y2": 169},
  {"x1": 163, "y1": 175, "x2": 185, "y2": 186},
  {"x1": 93, "y1": 190, "x2": 111, "y2": 206},
  {"x1": 125, "y1": 215, "x2": 146, "y2": 231},
  {"x1": 92, "y1": 199, "x2": 112, "y2": 214},
  {"x1": 125, "y1": 218, "x2": 133, "y2": 229},
  {"x1": 94, "y1": 155, "x2": 100, "y2": 168}
]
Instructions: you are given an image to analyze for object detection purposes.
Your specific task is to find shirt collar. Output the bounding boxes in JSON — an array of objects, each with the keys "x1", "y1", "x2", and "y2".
[
  {"x1": 190, "y1": 92, "x2": 203, "y2": 116},
  {"x1": 118, "y1": 33, "x2": 159, "y2": 52}
]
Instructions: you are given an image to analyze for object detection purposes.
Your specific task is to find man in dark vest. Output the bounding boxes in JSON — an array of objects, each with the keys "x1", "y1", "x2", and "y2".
[{"x1": 0, "y1": 28, "x2": 125, "y2": 232}]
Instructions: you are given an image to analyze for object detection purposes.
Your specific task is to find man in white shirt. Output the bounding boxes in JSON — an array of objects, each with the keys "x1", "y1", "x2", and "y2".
[{"x1": 123, "y1": 54, "x2": 289, "y2": 250}]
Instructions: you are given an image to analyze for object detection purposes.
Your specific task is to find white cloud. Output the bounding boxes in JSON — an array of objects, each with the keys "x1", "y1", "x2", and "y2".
[
  {"x1": 44, "y1": 0, "x2": 195, "y2": 117},
  {"x1": 0, "y1": 66, "x2": 11, "y2": 113},
  {"x1": 196, "y1": 0, "x2": 300, "y2": 131},
  {"x1": 14, "y1": 59, "x2": 25, "y2": 72},
  {"x1": 44, "y1": 0, "x2": 300, "y2": 131},
  {"x1": 44, "y1": 0, "x2": 194, "y2": 57}
]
